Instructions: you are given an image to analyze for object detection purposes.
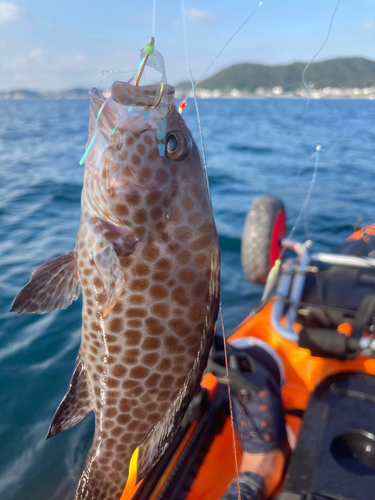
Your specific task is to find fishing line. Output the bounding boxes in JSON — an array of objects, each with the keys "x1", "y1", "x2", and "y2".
[
  {"x1": 181, "y1": 2, "x2": 241, "y2": 497},
  {"x1": 151, "y1": 0, "x2": 156, "y2": 38},
  {"x1": 180, "y1": 0, "x2": 264, "y2": 168},
  {"x1": 81, "y1": 0, "x2": 158, "y2": 166},
  {"x1": 180, "y1": 0, "x2": 209, "y2": 185},
  {"x1": 287, "y1": 145, "x2": 321, "y2": 241},
  {"x1": 300, "y1": 0, "x2": 341, "y2": 130},
  {"x1": 220, "y1": 303, "x2": 242, "y2": 500},
  {"x1": 289, "y1": 0, "x2": 341, "y2": 241},
  {"x1": 185, "y1": 0, "x2": 263, "y2": 99},
  {"x1": 96, "y1": 69, "x2": 136, "y2": 90}
]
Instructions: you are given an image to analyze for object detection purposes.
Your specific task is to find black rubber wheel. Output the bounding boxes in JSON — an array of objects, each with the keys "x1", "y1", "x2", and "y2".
[{"x1": 241, "y1": 196, "x2": 286, "y2": 285}]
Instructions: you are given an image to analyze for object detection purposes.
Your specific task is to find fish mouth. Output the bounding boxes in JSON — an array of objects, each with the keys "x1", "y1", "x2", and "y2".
[{"x1": 111, "y1": 81, "x2": 175, "y2": 108}]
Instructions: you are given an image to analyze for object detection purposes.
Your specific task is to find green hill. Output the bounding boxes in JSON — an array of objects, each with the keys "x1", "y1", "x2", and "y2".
[{"x1": 198, "y1": 57, "x2": 375, "y2": 92}]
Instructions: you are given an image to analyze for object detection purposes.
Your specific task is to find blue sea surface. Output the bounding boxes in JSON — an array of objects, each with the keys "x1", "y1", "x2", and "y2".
[{"x1": 0, "y1": 97, "x2": 375, "y2": 499}]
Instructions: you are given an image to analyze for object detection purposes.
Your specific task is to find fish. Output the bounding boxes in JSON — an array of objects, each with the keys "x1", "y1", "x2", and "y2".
[{"x1": 11, "y1": 74, "x2": 220, "y2": 499}]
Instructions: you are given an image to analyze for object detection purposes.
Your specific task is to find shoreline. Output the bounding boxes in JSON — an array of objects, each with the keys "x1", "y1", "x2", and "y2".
[
  {"x1": 1, "y1": 94, "x2": 375, "y2": 101},
  {"x1": 1, "y1": 86, "x2": 375, "y2": 101},
  {"x1": 175, "y1": 86, "x2": 375, "y2": 100}
]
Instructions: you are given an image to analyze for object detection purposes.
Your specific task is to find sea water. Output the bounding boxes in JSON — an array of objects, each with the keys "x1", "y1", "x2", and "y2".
[{"x1": 0, "y1": 97, "x2": 374, "y2": 499}]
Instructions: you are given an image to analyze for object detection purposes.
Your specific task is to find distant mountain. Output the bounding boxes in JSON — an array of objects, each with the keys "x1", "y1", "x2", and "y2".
[
  {"x1": 2, "y1": 58, "x2": 375, "y2": 100},
  {"x1": 195, "y1": 57, "x2": 375, "y2": 92},
  {"x1": 0, "y1": 88, "x2": 90, "y2": 100}
]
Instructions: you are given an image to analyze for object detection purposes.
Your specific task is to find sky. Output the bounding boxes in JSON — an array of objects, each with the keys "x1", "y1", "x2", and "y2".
[{"x1": 0, "y1": 0, "x2": 374, "y2": 91}]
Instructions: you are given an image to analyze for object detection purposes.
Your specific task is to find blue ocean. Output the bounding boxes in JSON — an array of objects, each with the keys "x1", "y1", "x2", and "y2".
[{"x1": 1, "y1": 97, "x2": 374, "y2": 499}]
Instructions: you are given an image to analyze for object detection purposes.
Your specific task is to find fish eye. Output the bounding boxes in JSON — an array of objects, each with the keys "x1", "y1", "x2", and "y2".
[
  {"x1": 166, "y1": 133, "x2": 178, "y2": 153},
  {"x1": 166, "y1": 131, "x2": 191, "y2": 161}
]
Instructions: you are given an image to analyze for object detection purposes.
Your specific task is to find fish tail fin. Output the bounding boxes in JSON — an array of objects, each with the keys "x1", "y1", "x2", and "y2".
[
  {"x1": 74, "y1": 463, "x2": 111, "y2": 500},
  {"x1": 74, "y1": 435, "x2": 131, "y2": 500},
  {"x1": 119, "y1": 447, "x2": 141, "y2": 500}
]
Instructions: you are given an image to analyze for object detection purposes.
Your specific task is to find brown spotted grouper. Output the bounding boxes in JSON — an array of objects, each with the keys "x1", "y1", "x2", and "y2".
[{"x1": 11, "y1": 80, "x2": 220, "y2": 500}]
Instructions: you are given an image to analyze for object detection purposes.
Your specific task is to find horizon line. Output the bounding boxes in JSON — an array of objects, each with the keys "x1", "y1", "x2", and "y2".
[{"x1": 1, "y1": 55, "x2": 374, "y2": 94}]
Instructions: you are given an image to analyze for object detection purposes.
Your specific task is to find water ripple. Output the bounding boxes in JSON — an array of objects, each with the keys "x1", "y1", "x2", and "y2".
[{"x1": 1, "y1": 98, "x2": 374, "y2": 499}]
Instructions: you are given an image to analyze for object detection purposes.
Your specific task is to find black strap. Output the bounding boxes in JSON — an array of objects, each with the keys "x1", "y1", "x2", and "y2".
[{"x1": 351, "y1": 293, "x2": 375, "y2": 339}]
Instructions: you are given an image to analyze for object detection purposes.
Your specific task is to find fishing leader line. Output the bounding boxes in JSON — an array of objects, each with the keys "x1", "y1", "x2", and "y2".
[
  {"x1": 220, "y1": 304, "x2": 242, "y2": 500},
  {"x1": 180, "y1": 0, "x2": 208, "y2": 186},
  {"x1": 185, "y1": 1, "x2": 263, "y2": 101},
  {"x1": 178, "y1": 0, "x2": 265, "y2": 177},
  {"x1": 80, "y1": 0, "x2": 158, "y2": 166},
  {"x1": 300, "y1": 0, "x2": 342, "y2": 130},
  {"x1": 179, "y1": 0, "x2": 265, "y2": 187},
  {"x1": 180, "y1": 3, "x2": 243, "y2": 497},
  {"x1": 289, "y1": 0, "x2": 341, "y2": 241},
  {"x1": 151, "y1": 0, "x2": 156, "y2": 38},
  {"x1": 287, "y1": 145, "x2": 321, "y2": 242}
]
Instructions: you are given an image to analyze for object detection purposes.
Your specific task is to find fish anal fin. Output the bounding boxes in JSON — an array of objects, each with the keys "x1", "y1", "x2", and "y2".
[
  {"x1": 94, "y1": 243, "x2": 125, "y2": 318},
  {"x1": 10, "y1": 251, "x2": 81, "y2": 315},
  {"x1": 47, "y1": 354, "x2": 92, "y2": 439}
]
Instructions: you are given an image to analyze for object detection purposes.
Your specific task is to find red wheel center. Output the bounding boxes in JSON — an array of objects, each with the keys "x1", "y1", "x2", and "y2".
[{"x1": 270, "y1": 209, "x2": 286, "y2": 269}]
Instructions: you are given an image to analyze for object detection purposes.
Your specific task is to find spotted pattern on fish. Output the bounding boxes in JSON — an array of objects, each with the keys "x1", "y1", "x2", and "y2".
[
  {"x1": 11, "y1": 84, "x2": 220, "y2": 500},
  {"x1": 73, "y1": 121, "x2": 218, "y2": 498}
]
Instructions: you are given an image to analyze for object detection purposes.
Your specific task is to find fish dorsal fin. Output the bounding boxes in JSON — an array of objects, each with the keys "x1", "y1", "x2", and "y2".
[
  {"x1": 10, "y1": 251, "x2": 81, "y2": 315},
  {"x1": 94, "y1": 243, "x2": 125, "y2": 318},
  {"x1": 47, "y1": 353, "x2": 92, "y2": 439},
  {"x1": 135, "y1": 250, "x2": 220, "y2": 483}
]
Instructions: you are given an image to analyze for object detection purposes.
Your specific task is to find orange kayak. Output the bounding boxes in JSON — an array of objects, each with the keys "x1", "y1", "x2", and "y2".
[{"x1": 122, "y1": 199, "x2": 375, "y2": 500}]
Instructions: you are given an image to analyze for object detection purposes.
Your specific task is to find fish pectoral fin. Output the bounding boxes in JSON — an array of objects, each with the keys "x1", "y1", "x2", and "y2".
[
  {"x1": 47, "y1": 353, "x2": 92, "y2": 439},
  {"x1": 94, "y1": 243, "x2": 125, "y2": 318},
  {"x1": 10, "y1": 251, "x2": 81, "y2": 315},
  {"x1": 98, "y1": 219, "x2": 139, "y2": 257}
]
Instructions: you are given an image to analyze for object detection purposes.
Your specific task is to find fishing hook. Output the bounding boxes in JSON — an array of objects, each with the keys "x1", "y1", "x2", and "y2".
[{"x1": 134, "y1": 37, "x2": 163, "y2": 109}]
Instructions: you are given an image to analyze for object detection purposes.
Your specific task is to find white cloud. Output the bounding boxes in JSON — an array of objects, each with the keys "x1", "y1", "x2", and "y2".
[
  {"x1": 185, "y1": 8, "x2": 215, "y2": 25},
  {"x1": 0, "y1": 2, "x2": 24, "y2": 24},
  {"x1": 3, "y1": 51, "x2": 87, "y2": 74},
  {"x1": 0, "y1": 35, "x2": 142, "y2": 91},
  {"x1": 8, "y1": 56, "x2": 26, "y2": 69},
  {"x1": 0, "y1": 45, "x2": 103, "y2": 91},
  {"x1": 362, "y1": 21, "x2": 375, "y2": 32},
  {"x1": 29, "y1": 49, "x2": 44, "y2": 62}
]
